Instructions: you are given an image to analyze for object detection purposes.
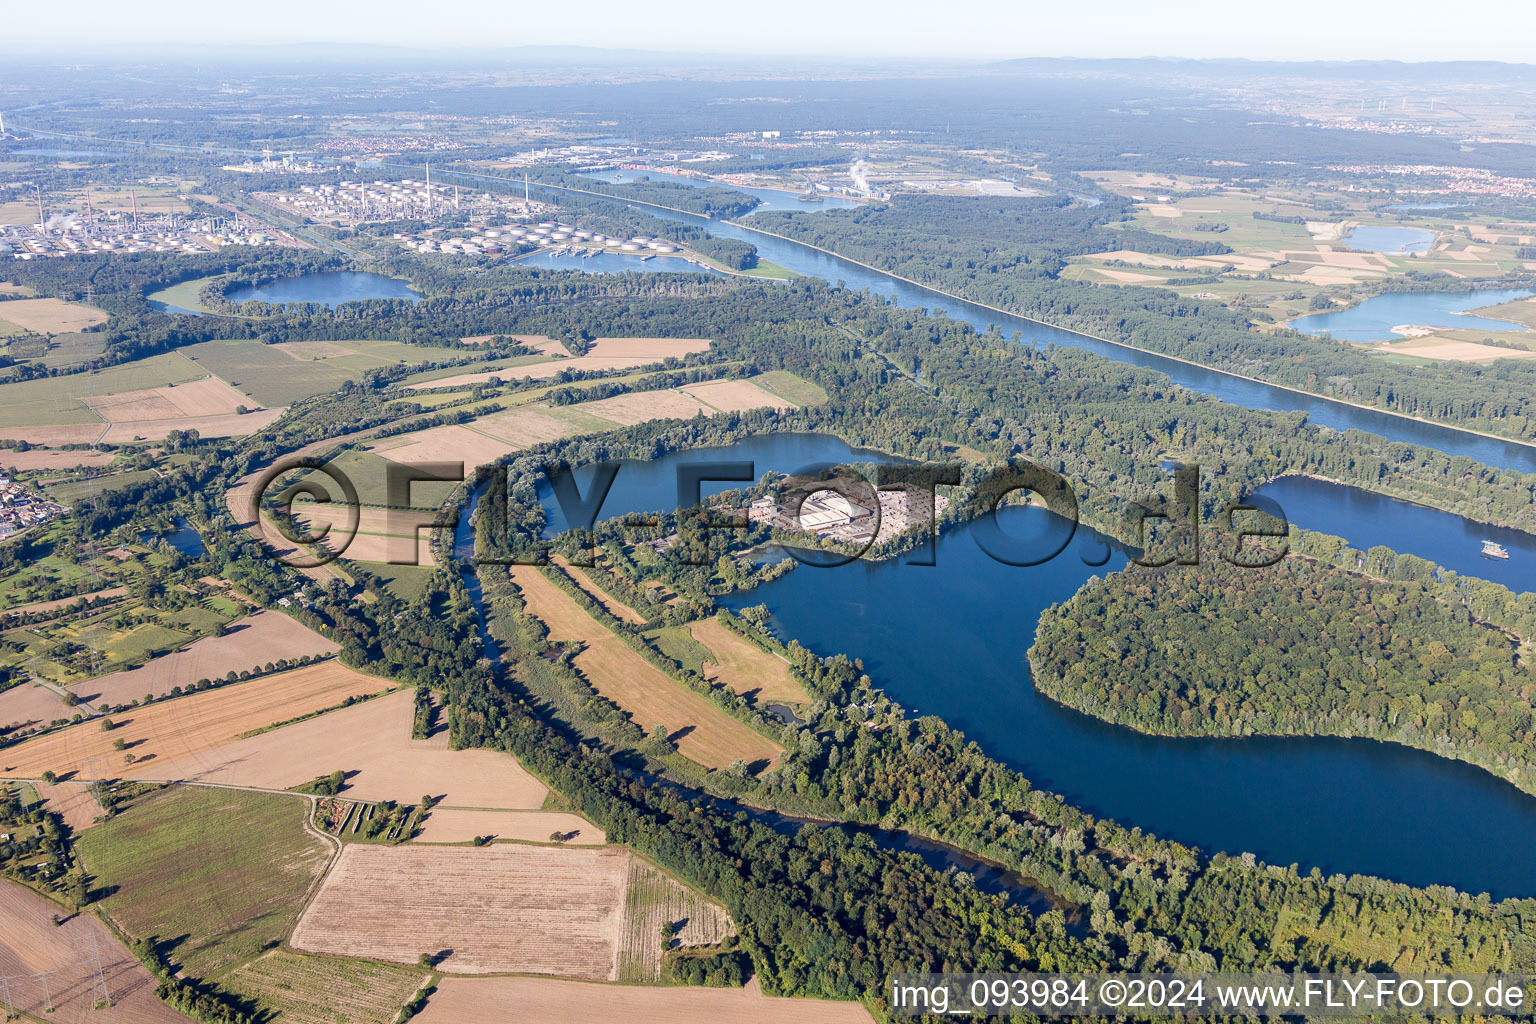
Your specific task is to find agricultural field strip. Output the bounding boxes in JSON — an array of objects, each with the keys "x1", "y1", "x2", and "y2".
[
  {"x1": 290, "y1": 843, "x2": 631, "y2": 979},
  {"x1": 508, "y1": 566, "x2": 783, "y2": 770}
]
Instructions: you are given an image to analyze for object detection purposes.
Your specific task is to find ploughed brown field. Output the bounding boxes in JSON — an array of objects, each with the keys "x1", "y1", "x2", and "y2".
[
  {"x1": 290, "y1": 844, "x2": 630, "y2": 978},
  {"x1": 71, "y1": 609, "x2": 340, "y2": 706},
  {"x1": 147, "y1": 686, "x2": 550, "y2": 809},
  {"x1": 0, "y1": 661, "x2": 390, "y2": 781},
  {"x1": 0, "y1": 681, "x2": 70, "y2": 732},
  {"x1": 31, "y1": 779, "x2": 105, "y2": 831},
  {"x1": 0, "y1": 879, "x2": 192, "y2": 1023},
  {"x1": 414, "y1": 976, "x2": 874, "y2": 1024},
  {"x1": 509, "y1": 566, "x2": 781, "y2": 770}
]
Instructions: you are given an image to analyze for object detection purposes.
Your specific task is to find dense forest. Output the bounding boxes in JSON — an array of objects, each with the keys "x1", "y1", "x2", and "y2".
[{"x1": 1030, "y1": 532, "x2": 1536, "y2": 795}]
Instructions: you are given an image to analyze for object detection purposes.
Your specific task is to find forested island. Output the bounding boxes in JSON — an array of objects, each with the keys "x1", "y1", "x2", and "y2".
[{"x1": 1030, "y1": 530, "x2": 1536, "y2": 795}]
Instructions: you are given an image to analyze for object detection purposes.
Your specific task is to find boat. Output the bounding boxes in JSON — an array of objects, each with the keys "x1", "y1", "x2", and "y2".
[
  {"x1": 640, "y1": 254, "x2": 655, "y2": 262},
  {"x1": 1482, "y1": 540, "x2": 1511, "y2": 560}
]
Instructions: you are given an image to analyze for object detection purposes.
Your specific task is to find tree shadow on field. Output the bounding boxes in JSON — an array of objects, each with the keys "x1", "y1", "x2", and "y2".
[{"x1": 667, "y1": 725, "x2": 696, "y2": 745}]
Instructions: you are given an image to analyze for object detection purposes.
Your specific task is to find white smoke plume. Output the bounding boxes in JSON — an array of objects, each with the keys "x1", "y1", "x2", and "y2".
[{"x1": 849, "y1": 159, "x2": 873, "y2": 195}]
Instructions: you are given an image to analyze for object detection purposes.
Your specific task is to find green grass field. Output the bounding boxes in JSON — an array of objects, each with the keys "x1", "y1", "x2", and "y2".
[
  {"x1": 644, "y1": 624, "x2": 714, "y2": 675},
  {"x1": 44, "y1": 469, "x2": 161, "y2": 505},
  {"x1": 0, "y1": 351, "x2": 206, "y2": 428},
  {"x1": 752, "y1": 370, "x2": 827, "y2": 406},
  {"x1": 181, "y1": 339, "x2": 465, "y2": 407},
  {"x1": 223, "y1": 949, "x2": 427, "y2": 1024},
  {"x1": 76, "y1": 785, "x2": 331, "y2": 981},
  {"x1": 355, "y1": 561, "x2": 438, "y2": 602}
]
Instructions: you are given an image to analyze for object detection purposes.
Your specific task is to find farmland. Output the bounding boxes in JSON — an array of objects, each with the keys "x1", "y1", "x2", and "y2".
[
  {"x1": 70, "y1": 609, "x2": 340, "y2": 706},
  {"x1": 414, "y1": 976, "x2": 874, "y2": 1024},
  {"x1": 145, "y1": 686, "x2": 550, "y2": 809},
  {"x1": 76, "y1": 785, "x2": 331, "y2": 979},
  {"x1": 404, "y1": 336, "x2": 712, "y2": 391},
  {"x1": 0, "y1": 680, "x2": 70, "y2": 732},
  {"x1": 180, "y1": 338, "x2": 465, "y2": 406},
  {"x1": 223, "y1": 949, "x2": 428, "y2": 1024},
  {"x1": 552, "y1": 556, "x2": 647, "y2": 623},
  {"x1": 0, "y1": 879, "x2": 189, "y2": 1024},
  {"x1": 509, "y1": 566, "x2": 782, "y2": 770},
  {"x1": 0, "y1": 347, "x2": 283, "y2": 444},
  {"x1": 0, "y1": 296, "x2": 109, "y2": 334},
  {"x1": 30, "y1": 778, "x2": 104, "y2": 831},
  {"x1": 290, "y1": 843, "x2": 631, "y2": 977},
  {"x1": 413, "y1": 807, "x2": 605, "y2": 845},
  {"x1": 688, "y1": 616, "x2": 809, "y2": 704},
  {"x1": 0, "y1": 661, "x2": 391, "y2": 781},
  {"x1": 619, "y1": 857, "x2": 735, "y2": 982}
]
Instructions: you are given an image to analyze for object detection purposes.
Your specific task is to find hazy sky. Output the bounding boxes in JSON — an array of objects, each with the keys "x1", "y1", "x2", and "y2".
[{"x1": 11, "y1": 0, "x2": 1536, "y2": 62}]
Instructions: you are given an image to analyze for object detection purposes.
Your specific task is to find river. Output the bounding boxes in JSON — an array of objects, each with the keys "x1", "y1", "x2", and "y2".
[
  {"x1": 487, "y1": 431, "x2": 1536, "y2": 898},
  {"x1": 465, "y1": 170, "x2": 1536, "y2": 476}
]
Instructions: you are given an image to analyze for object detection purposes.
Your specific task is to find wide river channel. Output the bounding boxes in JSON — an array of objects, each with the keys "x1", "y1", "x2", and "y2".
[{"x1": 423, "y1": 165, "x2": 1536, "y2": 894}]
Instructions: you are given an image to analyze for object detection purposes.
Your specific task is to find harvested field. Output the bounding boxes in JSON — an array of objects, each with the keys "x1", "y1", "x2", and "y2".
[
  {"x1": 681, "y1": 378, "x2": 795, "y2": 413},
  {"x1": 31, "y1": 779, "x2": 105, "y2": 831},
  {"x1": 0, "y1": 297, "x2": 108, "y2": 333},
  {"x1": 224, "y1": 949, "x2": 428, "y2": 1024},
  {"x1": 619, "y1": 858, "x2": 735, "y2": 982},
  {"x1": 5, "y1": 424, "x2": 110, "y2": 445},
  {"x1": 0, "y1": 681, "x2": 70, "y2": 730},
  {"x1": 85, "y1": 377, "x2": 259, "y2": 422},
  {"x1": 77, "y1": 785, "x2": 331, "y2": 979},
  {"x1": 290, "y1": 844, "x2": 630, "y2": 978},
  {"x1": 511, "y1": 567, "x2": 781, "y2": 770},
  {"x1": 689, "y1": 617, "x2": 808, "y2": 703},
  {"x1": 414, "y1": 808, "x2": 604, "y2": 845},
  {"x1": 70, "y1": 610, "x2": 340, "y2": 707},
  {"x1": 414, "y1": 976, "x2": 874, "y2": 1024},
  {"x1": 553, "y1": 556, "x2": 646, "y2": 624},
  {"x1": 0, "y1": 447, "x2": 116, "y2": 471},
  {"x1": 0, "y1": 879, "x2": 190, "y2": 1024},
  {"x1": 99, "y1": 407, "x2": 285, "y2": 444},
  {"x1": 585, "y1": 337, "x2": 713, "y2": 358},
  {"x1": 146, "y1": 687, "x2": 549, "y2": 809},
  {"x1": 576, "y1": 389, "x2": 711, "y2": 426},
  {"x1": 410, "y1": 355, "x2": 657, "y2": 391},
  {"x1": 0, "y1": 661, "x2": 390, "y2": 781},
  {"x1": 1383, "y1": 338, "x2": 1536, "y2": 363},
  {"x1": 271, "y1": 341, "x2": 353, "y2": 360},
  {"x1": 289, "y1": 501, "x2": 440, "y2": 566}
]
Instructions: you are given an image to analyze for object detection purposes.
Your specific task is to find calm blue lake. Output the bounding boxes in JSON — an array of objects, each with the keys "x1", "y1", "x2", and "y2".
[
  {"x1": 224, "y1": 271, "x2": 422, "y2": 309},
  {"x1": 1288, "y1": 287, "x2": 1534, "y2": 343},
  {"x1": 1342, "y1": 225, "x2": 1434, "y2": 254},
  {"x1": 1254, "y1": 476, "x2": 1534, "y2": 593},
  {"x1": 517, "y1": 433, "x2": 1536, "y2": 897}
]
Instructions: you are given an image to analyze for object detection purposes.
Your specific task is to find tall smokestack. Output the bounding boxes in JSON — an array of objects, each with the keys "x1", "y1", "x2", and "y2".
[
  {"x1": 132, "y1": 188, "x2": 139, "y2": 230},
  {"x1": 524, "y1": 173, "x2": 530, "y2": 207},
  {"x1": 36, "y1": 186, "x2": 44, "y2": 231},
  {"x1": 426, "y1": 162, "x2": 432, "y2": 217}
]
